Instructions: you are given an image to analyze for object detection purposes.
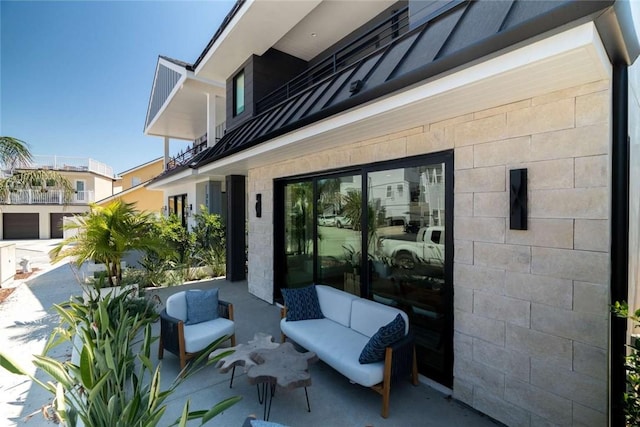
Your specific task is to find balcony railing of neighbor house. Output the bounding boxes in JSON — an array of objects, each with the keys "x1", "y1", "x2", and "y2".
[
  {"x1": 166, "y1": 122, "x2": 226, "y2": 171},
  {"x1": 255, "y1": 6, "x2": 409, "y2": 114},
  {"x1": 1, "y1": 189, "x2": 95, "y2": 205},
  {"x1": 27, "y1": 155, "x2": 114, "y2": 178}
]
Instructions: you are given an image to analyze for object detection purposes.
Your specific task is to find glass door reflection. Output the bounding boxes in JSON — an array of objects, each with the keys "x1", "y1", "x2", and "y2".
[
  {"x1": 283, "y1": 181, "x2": 314, "y2": 288},
  {"x1": 316, "y1": 175, "x2": 362, "y2": 295},
  {"x1": 367, "y1": 164, "x2": 447, "y2": 379}
]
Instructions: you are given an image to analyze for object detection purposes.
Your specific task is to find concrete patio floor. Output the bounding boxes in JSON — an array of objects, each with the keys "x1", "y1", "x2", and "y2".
[{"x1": 0, "y1": 241, "x2": 501, "y2": 427}]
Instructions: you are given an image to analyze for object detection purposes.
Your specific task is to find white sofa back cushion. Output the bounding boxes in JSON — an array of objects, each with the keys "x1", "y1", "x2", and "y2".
[
  {"x1": 316, "y1": 285, "x2": 359, "y2": 327},
  {"x1": 350, "y1": 299, "x2": 409, "y2": 338},
  {"x1": 166, "y1": 291, "x2": 188, "y2": 321}
]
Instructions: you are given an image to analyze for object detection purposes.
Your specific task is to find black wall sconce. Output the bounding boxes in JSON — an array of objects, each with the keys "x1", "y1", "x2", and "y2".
[
  {"x1": 509, "y1": 168, "x2": 527, "y2": 230},
  {"x1": 255, "y1": 193, "x2": 262, "y2": 218}
]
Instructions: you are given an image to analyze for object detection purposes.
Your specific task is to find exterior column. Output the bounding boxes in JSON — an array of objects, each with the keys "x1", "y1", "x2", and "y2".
[
  {"x1": 226, "y1": 175, "x2": 246, "y2": 282},
  {"x1": 163, "y1": 137, "x2": 170, "y2": 171},
  {"x1": 207, "y1": 93, "x2": 217, "y2": 147}
]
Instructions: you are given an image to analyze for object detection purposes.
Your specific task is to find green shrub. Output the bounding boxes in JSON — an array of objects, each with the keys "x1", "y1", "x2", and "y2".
[
  {"x1": 0, "y1": 291, "x2": 239, "y2": 426},
  {"x1": 613, "y1": 301, "x2": 640, "y2": 426}
]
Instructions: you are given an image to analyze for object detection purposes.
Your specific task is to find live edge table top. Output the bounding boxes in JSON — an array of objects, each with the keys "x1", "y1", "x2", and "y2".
[{"x1": 246, "y1": 342, "x2": 318, "y2": 390}]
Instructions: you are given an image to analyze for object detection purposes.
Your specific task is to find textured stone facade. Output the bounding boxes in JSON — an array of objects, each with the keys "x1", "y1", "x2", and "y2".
[{"x1": 247, "y1": 80, "x2": 611, "y2": 426}]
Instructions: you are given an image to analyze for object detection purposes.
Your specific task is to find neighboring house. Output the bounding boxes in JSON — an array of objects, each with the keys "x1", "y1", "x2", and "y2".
[
  {"x1": 144, "y1": 1, "x2": 640, "y2": 425},
  {"x1": 0, "y1": 155, "x2": 115, "y2": 239},
  {"x1": 96, "y1": 157, "x2": 164, "y2": 213}
]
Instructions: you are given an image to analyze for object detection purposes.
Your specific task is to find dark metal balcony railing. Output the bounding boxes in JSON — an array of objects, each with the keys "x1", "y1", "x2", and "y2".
[
  {"x1": 255, "y1": 6, "x2": 409, "y2": 114},
  {"x1": 165, "y1": 122, "x2": 227, "y2": 171}
]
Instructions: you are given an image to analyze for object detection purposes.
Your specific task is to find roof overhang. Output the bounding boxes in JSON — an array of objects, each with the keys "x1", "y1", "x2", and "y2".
[
  {"x1": 192, "y1": 22, "x2": 610, "y2": 177},
  {"x1": 144, "y1": 57, "x2": 225, "y2": 141},
  {"x1": 194, "y1": 0, "x2": 397, "y2": 81}
]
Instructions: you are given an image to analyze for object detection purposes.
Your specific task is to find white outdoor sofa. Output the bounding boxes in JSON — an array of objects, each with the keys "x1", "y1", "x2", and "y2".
[{"x1": 280, "y1": 284, "x2": 418, "y2": 418}]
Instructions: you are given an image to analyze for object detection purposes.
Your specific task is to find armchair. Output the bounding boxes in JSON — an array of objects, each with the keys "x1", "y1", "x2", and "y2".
[{"x1": 158, "y1": 289, "x2": 236, "y2": 371}]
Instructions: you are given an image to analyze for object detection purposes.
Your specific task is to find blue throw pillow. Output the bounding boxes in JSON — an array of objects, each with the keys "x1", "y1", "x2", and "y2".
[
  {"x1": 185, "y1": 289, "x2": 219, "y2": 325},
  {"x1": 359, "y1": 314, "x2": 406, "y2": 364},
  {"x1": 281, "y1": 285, "x2": 324, "y2": 321}
]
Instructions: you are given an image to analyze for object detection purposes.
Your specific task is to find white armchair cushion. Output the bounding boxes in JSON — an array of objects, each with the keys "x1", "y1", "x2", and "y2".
[
  {"x1": 183, "y1": 317, "x2": 235, "y2": 353},
  {"x1": 166, "y1": 291, "x2": 188, "y2": 321}
]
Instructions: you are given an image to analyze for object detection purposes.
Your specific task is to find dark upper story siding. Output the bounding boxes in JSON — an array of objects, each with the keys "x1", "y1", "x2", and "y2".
[{"x1": 226, "y1": 49, "x2": 308, "y2": 132}]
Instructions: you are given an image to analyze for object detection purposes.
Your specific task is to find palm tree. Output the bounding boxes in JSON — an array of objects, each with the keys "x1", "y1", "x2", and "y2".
[
  {"x1": 49, "y1": 200, "x2": 167, "y2": 287},
  {"x1": 0, "y1": 136, "x2": 74, "y2": 199}
]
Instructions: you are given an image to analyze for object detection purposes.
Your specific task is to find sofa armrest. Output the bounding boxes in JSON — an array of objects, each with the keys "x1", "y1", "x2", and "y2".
[
  {"x1": 387, "y1": 333, "x2": 417, "y2": 384},
  {"x1": 160, "y1": 309, "x2": 183, "y2": 355},
  {"x1": 218, "y1": 300, "x2": 234, "y2": 321}
]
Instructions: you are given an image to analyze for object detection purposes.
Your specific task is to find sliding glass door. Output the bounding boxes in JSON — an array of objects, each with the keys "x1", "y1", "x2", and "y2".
[
  {"x1": 367, "y1": 163, "x2": 449, "y2": 383},
  {"x1": 275, "y1": 153, "x2": 453, "y2": 386}
]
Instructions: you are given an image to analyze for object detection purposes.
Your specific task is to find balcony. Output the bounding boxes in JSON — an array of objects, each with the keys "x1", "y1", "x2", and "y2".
[
  {"x1": 165, "y1": 122, "x2": 226, "y2": 171},
  {"x1": 255, "y1": 6, "x2": 409, "y2": 114},
  {"x1": 1, "y1": 189, "x2": 94, "y2": 205},
  {"x1": 24, "y1": 155, "x2": 114, "y2": 178}
]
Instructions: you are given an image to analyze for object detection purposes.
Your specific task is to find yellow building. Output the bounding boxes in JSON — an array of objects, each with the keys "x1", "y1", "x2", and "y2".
[{"x1": 97, "y1": 158, "x2": 163, "y2": 213}]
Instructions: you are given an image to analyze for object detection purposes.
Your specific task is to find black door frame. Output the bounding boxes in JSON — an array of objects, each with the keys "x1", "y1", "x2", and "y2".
[{"x1": 273, "y1": 151, "x2": 454, "y2": 385}]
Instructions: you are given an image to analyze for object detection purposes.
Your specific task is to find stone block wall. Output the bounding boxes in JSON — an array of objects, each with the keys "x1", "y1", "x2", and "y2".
[
  {"x1": 450, "y1": 80, "x2": 611, "y2": 426},
  {"x1": 247, "y1": 79, "x2": 611, "y2": 425}
]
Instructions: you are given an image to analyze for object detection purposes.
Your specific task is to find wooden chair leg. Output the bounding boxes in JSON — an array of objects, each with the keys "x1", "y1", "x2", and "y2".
[
  {"x1": 231, "y1": 333, "x2": 236, "y2": 347},
  {"x1": 158, "y1": 336, "x2": 164, "y2": 360},
  {"x1": 411, "y1": 346, "x2": 419, "y2": 385},
  {"x1": 381, "y1": 347, "x2": 393, "y2": 418}
]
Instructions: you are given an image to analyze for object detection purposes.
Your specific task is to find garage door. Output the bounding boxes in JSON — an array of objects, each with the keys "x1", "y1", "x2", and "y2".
[
  {"x1": 50, "y1": 213, "x2": 74, "y2": 239},
  {"x1": 3, "y1": 213, "x2": 39, "y2": 239}
]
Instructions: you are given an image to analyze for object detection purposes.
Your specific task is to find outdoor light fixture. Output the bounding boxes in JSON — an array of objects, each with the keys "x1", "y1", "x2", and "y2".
[
  {"x1": 255, "y1": 193, "x2": 262, "y2": 218},
  {"x1": 349, "y1": 79, "x2": 363, "y2": 95},
  {"x1": 509, "y1": 168, "x2": 527, "y2": 230}
]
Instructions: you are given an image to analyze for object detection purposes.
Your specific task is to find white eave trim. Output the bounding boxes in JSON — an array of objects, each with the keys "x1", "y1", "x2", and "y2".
[
  {"x1": 198, "y1": 21, "x2": 611, "y2": 175},
  {"x1": 146, "y1": 167, "x2": 199, "y2": 190}
]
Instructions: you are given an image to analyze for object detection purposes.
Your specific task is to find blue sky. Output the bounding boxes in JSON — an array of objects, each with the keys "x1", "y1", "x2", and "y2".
[{"x1": 1, "y1": 0, "x2": 234, "y2": 175}]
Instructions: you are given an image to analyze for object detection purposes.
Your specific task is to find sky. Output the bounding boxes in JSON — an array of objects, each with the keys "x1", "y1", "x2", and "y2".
[{"x1": 1, "y1": 0, "x2": 235, "y2": 175}]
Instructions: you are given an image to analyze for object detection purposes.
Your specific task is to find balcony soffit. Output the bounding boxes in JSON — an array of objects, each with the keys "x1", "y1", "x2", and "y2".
[
  {"x1": 194, "y1": 0, "x2": 396, "y2": 81},
  {"x1": 145, "y1": 70, "x2": 225, "y2": 141}
]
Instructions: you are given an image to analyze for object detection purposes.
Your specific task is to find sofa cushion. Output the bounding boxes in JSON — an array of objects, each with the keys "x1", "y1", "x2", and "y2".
[
  {"x1": 281, "y1": 317, "x2": 385, "y2": 387},
  {"x1": 350, "y1": 298, "x2": 409, "y2": 338},
  {"x1": 359, "y1": 314, "x2": 406, "y2": 364},
  {"x1": 184, "y1": 317, "x2": 234, "y2": 353},
  {"x1": 185, "y1": 289, "x2": 219, "y2": 325},
  {"x1": 316, "y1": 285, "x2": 358, "y2": 327},
  {"x1": 282, "y1": 285, "x2": 324, "y2": 321}
]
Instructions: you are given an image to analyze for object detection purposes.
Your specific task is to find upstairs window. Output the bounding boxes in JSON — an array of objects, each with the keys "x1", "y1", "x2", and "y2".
[{"x1": 234, "y1": 70, "x2": 245, "y2": 116}]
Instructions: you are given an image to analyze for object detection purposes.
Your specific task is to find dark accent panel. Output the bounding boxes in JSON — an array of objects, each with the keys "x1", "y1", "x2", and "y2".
[
  {"x1": 226, "y1": 57, "x2": 254, "y2": 131},
  {"x1": 50, "y1": 213, "x2": 74, "y2": 239},
  {"x1": 501, "y1": 0, "x2": 564, "y2": 30},
  {"x1": 509, "y1": 168, "x2": 527, "y2": 230},
  {"x1": 3, "y1": 213, "x2": 39, "y2": 239},
  {"x1": 208, "y1": 181, "x2": 224, "y2": 217},
  {"x1": 610, "y1": 64, "x2": 629, "y2": 427},
  {"x1": 226, "y1": 50, "x2": 308, "y2": 132},
  {"x1": 226, "y1": 175, "x2": 246, "y2": 281}
]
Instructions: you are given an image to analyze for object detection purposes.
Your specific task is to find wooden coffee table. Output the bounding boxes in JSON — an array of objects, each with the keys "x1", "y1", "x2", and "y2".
[
  {"x1": 210, "y1": 332, "x2": 279, "y2": 388},
  {"x1": 247, "y1": 341, "x2": 318, "y2": 421}
]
